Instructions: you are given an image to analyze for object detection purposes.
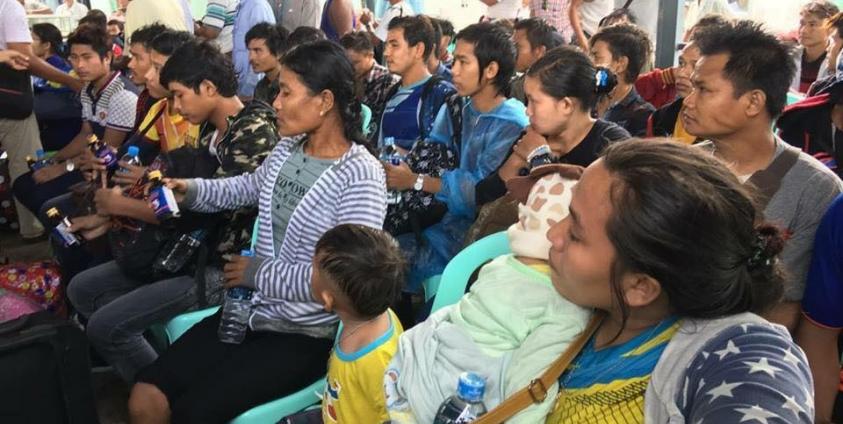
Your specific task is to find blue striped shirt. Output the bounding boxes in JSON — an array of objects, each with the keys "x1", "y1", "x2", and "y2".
[{"x1": 188, "y1": 137, "x2": 387, "y2": 325}]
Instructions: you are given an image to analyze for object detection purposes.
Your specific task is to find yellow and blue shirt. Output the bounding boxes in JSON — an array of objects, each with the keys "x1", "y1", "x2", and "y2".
[
  {"x1": 322, "y1": 310, "x2": 403, "y2": 423},
  {"x1": 548, "y1": 317, "x2": 680, "y2": 424}
]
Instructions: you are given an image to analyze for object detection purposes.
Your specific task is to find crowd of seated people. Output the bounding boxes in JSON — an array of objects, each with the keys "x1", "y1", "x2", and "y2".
[{"x1": 4, "y1": 0, "x2": 843, "y2": 423}]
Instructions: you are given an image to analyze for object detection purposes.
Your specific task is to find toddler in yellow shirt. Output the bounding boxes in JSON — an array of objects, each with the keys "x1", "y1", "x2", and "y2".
[{"x1": 310, "y1": 224, "x2": 405, "y2": 424}]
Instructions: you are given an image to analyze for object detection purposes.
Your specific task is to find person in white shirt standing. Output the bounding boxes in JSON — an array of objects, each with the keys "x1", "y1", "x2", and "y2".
[
  {"x1": 360, "y1": 0, "x2": 414, "y2": 47},
  {"x1": 570, "y1": 0, "x2": 614, "y2": 51},
  {"x1": 481, "y1": 0, "x2": 522, "y2": 21},
  {"x1": 197, "y1": 0, "x2": 239, "y2": 55},
  {"x1": 1, "y1": 0, "x2": 81, "y2": 239},
  {"x1": 55, "y1": 0, "x2": 89, "y2": 26}
]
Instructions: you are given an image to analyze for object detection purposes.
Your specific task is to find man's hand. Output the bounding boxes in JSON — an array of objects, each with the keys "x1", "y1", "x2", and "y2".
[
  {"x1": 223, "y1": 255, "x2": 252, "y2": 288},
  {"x1": 359, "y1": 8, "x2": 373, "y2": 26},
  {"x1": 33, "y1": 163, "x2": 66, "y2": 184},
  {"x1": 68, "y1": 214, "x2": 111, "y2": 240},
  {"x1": 93, "y1": 186, "x2": 125, "y2": 216},
  {"x1": 0, "y1": 50, "x2": 29, "y2": 70},
  {"x1": 112, "y1": 161, "x2": 146, "y2": 186},
  {"x1": 384, "y1": 161, "x2": 417, "y2": 191}
]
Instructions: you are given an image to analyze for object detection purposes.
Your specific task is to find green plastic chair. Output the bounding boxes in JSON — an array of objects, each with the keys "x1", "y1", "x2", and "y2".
[
  {"x1": 429, "y1": 231, "x2": 510, "y2": 313},
  {"x1": 164, "y1": 306, "x2": 218, "y2": 343},
  {"x1": 361, "y1": 103, "x2": 372, "y2": 136}
]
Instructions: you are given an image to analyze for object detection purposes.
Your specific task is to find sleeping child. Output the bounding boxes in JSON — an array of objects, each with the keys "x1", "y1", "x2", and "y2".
[{"x1": 384, "y1": 164, "x2": 593, "y2": 423}]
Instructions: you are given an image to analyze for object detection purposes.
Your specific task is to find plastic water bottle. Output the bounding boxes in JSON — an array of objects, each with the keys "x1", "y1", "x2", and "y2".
[
  {"x1": 27, "y1": 149, "x2": 48, "y2": 171},
  {"x1": 218, "y1": 250, "x2": 255, "y2": 344},
  {"x1": 380, "y1": 137, "x2": 403, "y2": 205},
  {"x1": 433, "y1": 372, "x2": 488, "y2": 424},
  {"x1": 118, "y1": 146, "x2": 141, "y2": 174},
  {"x1": 154, "y1": 229, "x2": 205, "y2": 272}
]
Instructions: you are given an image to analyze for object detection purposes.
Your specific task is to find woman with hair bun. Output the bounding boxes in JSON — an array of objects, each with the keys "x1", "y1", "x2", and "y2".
[
  {"x1": 128, "y1": 40, "x2": 387, "y2": 423},
  {"x1": 544, "y1": 140, "x2": 813, "y2": 423},
  {"x1": 476, "y1": 46, "x2": 631, "y2": 207}
]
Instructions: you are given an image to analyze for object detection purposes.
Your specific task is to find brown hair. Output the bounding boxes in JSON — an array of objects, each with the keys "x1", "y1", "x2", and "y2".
[
  {"x1": 600, "y1": 140, "x2": 785, "y2": 331},
  {"x1": 315, "y1": 224, "x2": 405, "y2": 319}
]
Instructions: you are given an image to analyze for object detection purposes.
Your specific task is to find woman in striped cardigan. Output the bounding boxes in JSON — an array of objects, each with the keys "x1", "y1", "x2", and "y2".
[{"x1": 129, "y1": 41, "x2": 388, "y2": 423}]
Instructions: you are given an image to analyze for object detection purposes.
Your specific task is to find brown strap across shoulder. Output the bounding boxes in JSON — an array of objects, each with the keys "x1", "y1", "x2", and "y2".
[
  {"x1": 746, "y1": 144, "x2": 800, "y2": 211},
  {"x1": 473, "y1": 311, "x2": 605, "y2": 424}
]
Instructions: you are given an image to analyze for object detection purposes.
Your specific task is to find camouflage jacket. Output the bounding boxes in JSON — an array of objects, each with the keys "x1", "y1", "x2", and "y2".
[{"x1": 198, "y1": 99, "x2": 279, "y2": 263}]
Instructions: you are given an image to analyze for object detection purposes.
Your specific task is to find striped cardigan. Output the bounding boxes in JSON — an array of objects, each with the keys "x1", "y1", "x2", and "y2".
[{"x1": 188, "y1": 137, "x2": 387, "y2": 326}]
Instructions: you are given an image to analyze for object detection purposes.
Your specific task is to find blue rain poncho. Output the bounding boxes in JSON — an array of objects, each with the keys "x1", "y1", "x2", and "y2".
[{"x1": 398, "y1": 98, "x2": 528, "y2": 292}]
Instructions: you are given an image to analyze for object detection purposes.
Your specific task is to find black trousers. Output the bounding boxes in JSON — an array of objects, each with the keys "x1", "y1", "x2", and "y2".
[{"x1": 136, "y1": 311, "x2": 333, "y2": 424}]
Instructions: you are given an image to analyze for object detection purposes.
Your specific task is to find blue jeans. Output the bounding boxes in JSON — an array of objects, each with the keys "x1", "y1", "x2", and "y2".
[
  {"x1": 12, "y1": 169, "x2": 83, "y2": 226},
  {"x1": 67, "y1": 260, "x2": 197, "y2": 382}
]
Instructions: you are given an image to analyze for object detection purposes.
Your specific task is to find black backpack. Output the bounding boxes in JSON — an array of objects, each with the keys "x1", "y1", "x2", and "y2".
[{"x1": 382, "y1": 76, "x2": 464, "y2": 238}]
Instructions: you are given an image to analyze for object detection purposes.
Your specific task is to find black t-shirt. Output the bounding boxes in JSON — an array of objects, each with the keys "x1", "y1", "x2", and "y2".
[{"x1": 475, "y1": 119, "x2": 631, "y2": 206}]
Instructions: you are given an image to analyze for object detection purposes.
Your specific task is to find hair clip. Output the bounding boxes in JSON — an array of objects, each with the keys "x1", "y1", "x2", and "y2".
[
  {"x1": 746, "y1": 235, "x2": 773, "y2": 270},
  {"x1": 595, "y1": 69, "x2": 609, "y2": 89}
]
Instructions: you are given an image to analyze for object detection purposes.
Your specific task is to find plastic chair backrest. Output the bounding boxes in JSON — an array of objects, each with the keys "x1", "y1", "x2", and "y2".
[
  {"x1": 430, "y1": 231, "x2": 510, "y2": 313},
  {"x1": 361, "y1": 103, "x2": 372, "y2": 136}
]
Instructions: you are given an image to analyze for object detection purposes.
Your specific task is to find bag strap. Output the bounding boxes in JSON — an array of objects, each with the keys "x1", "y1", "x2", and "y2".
[
  {"x1": 473, "y1": 311, "x2": 605, "y2": 424},
  {"x1": 746, "y1": 144, "x2": 800, "y2": 211},
  {"x1": 122, "y1": 103, "x2": 167, "y2": 150}
]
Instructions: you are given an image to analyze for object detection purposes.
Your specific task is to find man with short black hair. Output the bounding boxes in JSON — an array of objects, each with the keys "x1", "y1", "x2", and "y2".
[
  {"x1": 436, "y1": 17, "x2": 455, "y2": 67},
  {"x1": 387, "y1": 21, "x2": 528, "y2": 297},
  {"x1": 246, "y1": 22, "x2": 288, "y2": 104},
  {"x1": 340, "y1": 31, "x2": 398, "y2": 137},
  {"x1": 27, "y1": 24, "x2": 137, "y2": 190},
  {"x1": 808, "y1": 12, "x2": 843, "y2": 96},
  {"x1": 376, "y1": 15, "x2": 455, "y2": 150},
  {"x1": 127, "y1": 24, "x2": 168, "y2": 131},
  {"x1": 590, "y1": 22, "x2": 655, "y2": 136},
  {"x1": 426, "y1": 17, "x2": 452, "y2": 82},
  {"x1": 511, "y1": 17, "x2": 562, "y2": 103},
  {"x1": 684, "y1": 19, "x2": 843, "y2": 332},
  {"x1": 794, "y1": 1, "x2": 840, "y2": 93},
  {"x1": 231, "y1": 0, "x2": 276, "y2": 98}
]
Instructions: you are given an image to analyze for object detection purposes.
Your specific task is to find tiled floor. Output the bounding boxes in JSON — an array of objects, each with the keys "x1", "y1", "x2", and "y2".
[{"x1": 0, "y1": 230, "x2": 130, "y2": 424}]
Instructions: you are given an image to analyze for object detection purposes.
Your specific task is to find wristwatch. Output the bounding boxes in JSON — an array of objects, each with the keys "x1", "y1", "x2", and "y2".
[
  {"x1": 413, "y1": 174, "x2": 425, "y2": 191},
  {"x1": 65, "y1": 161, "x2": 75, "y2": 172}
]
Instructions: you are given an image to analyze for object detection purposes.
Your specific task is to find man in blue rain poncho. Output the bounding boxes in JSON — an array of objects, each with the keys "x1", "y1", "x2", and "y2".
[{"x1": 385, "y1": 22, "x2": 529, "y2": 294}]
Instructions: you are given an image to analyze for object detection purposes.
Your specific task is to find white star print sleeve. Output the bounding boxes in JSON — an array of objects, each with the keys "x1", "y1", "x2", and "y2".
[{"x1": 679, "y1": 324, "x2": 814, "y2": 423}]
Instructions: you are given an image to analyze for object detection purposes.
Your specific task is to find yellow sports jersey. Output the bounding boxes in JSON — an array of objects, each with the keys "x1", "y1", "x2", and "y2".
[
  {"x1": 137, "y1": 99, "x2": 199, "y2": 152},
  {"x1": 547, "y1": 318, "x2": 680, "y2": 424},
  {"x1": 672, "y1": 105, "x2": 696, "y2": 145},
  {"x1": 322, "y1": 310, "x2": 403, "y2": 423}
]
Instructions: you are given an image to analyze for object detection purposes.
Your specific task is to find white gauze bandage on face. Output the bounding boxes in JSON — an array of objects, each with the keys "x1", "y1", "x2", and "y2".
[{"x1": 507, "y1": 173, "x2": 577, "y2": 261}]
